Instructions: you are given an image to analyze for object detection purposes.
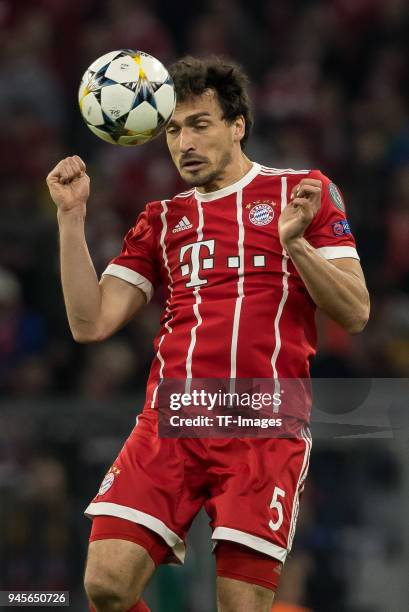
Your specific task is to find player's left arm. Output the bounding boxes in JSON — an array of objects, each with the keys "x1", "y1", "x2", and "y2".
[{"x1": 278, "y1": 176, "x2": 370, "y2": 334}]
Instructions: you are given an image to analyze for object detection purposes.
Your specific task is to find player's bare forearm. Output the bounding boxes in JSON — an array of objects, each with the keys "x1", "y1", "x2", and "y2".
[
  {"x1": 45, "y1": 156, "x2": 103, "y2": 342},
  {"x1": 284, "y1": 237, "x2": 370, "y2": 334},
  {"x1": 58, "y1": 210, "x2": 103, "y2": 342},
  {"x1": 48, "y1": 157, "x2": 147, "y2": 343}
]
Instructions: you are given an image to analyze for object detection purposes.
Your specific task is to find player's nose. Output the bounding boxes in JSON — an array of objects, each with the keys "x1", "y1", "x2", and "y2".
[{"x1": 179, "y1": 127, "x2": 195, "y2": 154}]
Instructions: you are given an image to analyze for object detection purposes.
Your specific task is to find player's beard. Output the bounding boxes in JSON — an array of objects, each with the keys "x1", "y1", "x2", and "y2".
[{"x1": 181, "y1": 150, "x2": 232, "y2": 189}]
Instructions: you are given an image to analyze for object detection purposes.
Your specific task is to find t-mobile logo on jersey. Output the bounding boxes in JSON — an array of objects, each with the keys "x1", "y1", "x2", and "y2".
[
  {"x1": 180, "y1": 239, "x2": 215, "y2": 287},
  {"x1": 180, "y1": 239, "x2": 267, "y2": 288}
]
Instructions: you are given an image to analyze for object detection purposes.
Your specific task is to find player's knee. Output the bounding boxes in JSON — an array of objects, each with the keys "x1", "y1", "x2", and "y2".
[
  {"x1": 84, "y1": 570, "x2": 139, "y2": 612},
  {"x1": 84, "y1": 528, "x2": 157, "y2": 611},
  {"x1": 217, "y1": 578, "x2": 274, "y2": 612}
]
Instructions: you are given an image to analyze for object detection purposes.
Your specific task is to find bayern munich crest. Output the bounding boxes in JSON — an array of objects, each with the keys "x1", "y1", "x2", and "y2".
[
  {"x1": 248, "y1": 202, "x2": 275, "y2": 226},
  {"x1": 98, "y1": 471, "x2": 115, "y2": 495}
]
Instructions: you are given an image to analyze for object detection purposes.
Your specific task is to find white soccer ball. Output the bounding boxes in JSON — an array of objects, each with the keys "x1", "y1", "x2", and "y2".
[{"x1": 78, "y1": 49, "x2": 176, "y2": 146}]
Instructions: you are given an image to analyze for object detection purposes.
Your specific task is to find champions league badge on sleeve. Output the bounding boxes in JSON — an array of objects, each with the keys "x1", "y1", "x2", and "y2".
[
  {"x1": 247, "y1": 201, "x2": 275, "y2": 226},
  {"x1": 332, "y1": 220, "x2": 351, "y2": 236}
]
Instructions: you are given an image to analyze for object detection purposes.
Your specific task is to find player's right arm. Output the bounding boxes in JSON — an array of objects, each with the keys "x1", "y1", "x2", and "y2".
[{"x1": 46, "y1": 156, "x2": 146, "y2": 343}]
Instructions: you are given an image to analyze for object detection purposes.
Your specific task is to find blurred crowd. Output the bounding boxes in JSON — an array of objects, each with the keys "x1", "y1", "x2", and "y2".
[
  {"x1": 0, "y1": 0, "x2": 409, "y2": 398},
  {"x1": 0, "y1": 1, "x2": 408, "y2": 610}
]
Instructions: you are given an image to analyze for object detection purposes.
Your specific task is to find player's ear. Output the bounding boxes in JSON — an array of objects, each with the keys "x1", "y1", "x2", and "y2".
[{"x1": 232, "y1": 115, "x2": 245, "y2": 143}]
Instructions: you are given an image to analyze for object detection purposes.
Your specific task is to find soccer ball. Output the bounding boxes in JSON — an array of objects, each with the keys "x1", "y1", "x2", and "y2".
[{"x1": 78, "y1": 49, "x2": 176, "y2": 146}]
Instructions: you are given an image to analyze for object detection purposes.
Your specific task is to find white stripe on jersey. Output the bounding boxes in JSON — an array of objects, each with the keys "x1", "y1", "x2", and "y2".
[
  {"x1": 271, "y1": 177, "x2": 290, "y2": 391},
  {"x1": 174, "y1": 188, "x2": 195, "y2": 199},
  {"x1": 260, "y1": 165, "x2": 310, "y2": 175},
  {"x1": 185, "y1": 198, "x2": 205, "y2": 388},
  {"x1": 230, "y1": 189, "x2": 245, "y2": 381},
  {"x1": 316, "y1": 245, "x2": 360, "y2": 260},
  {"x1": 150, "y1": 200, "x2": 173, "y2": 408},
  {"x1": 102, "y1": 264, "x2": 154, "y2": 302},
  {"x1": 287, "y1": 426, "x2": 312, "y2": 552}
]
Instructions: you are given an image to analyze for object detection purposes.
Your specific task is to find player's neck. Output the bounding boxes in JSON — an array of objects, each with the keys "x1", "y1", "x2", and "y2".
[{"x1": 196, "y1": 155, "x2": 253, "y2": 194}]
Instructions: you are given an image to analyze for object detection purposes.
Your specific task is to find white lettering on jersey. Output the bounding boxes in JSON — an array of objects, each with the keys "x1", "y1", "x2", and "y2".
[
  {"x1": 180, "y1": 239, "x2": 215, "y2": 287},
  {"x1": 180, "y1": 240, "x2": 271, "y2": 287}
]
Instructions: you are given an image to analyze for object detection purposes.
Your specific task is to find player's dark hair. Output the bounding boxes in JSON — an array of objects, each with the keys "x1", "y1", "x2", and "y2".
[{"x1": 168, "y1": 56, "x2": 254, "y2": 149}]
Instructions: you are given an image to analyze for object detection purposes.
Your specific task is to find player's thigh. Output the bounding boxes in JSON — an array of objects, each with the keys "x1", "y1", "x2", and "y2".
[
  {"x1": 216, "y1": 576, "x2": 275, "y2": 612},
  {"x1": 84, "y1": 538, "x2": 155, "y2": 606}
]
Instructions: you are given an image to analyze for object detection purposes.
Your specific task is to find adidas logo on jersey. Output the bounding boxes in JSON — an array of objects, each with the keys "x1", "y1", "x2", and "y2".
[{"x1": 172, "y1": 216, "x2": 193, "y2": 233}]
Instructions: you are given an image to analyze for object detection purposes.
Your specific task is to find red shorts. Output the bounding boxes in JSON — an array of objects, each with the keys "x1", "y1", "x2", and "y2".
[{"x1": 85, "y1": 410, "x2": 311, "y2": 568}]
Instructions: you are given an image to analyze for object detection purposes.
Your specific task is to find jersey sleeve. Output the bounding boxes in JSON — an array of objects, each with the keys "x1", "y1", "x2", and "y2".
[
  {"x1": 304, "y1": 170, "x2": 360, "y2": 261},
  {"x1": 101, "y1": 204, "x2": 160, "y2": 303}
]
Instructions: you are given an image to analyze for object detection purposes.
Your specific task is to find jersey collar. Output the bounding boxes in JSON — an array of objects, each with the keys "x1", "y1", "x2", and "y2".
[{"x1": 194, "y1": 162, "x2": 261, "y2": 202}]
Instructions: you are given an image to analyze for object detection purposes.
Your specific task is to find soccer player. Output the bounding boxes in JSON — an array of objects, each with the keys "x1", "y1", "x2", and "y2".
[{"x1": 46, "y1": 57, "x2": 369, "y2": 612}]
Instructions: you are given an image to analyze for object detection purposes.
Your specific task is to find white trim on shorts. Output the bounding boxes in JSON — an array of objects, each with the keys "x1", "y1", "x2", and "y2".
[
  {"x1": 211, "y1": 526, "x2": 288, "y2": 563},
  {"x1": 287, "y1": 427, "x2": 312, "y2": 552},
  {"x1": 85, "y1": 501, "x2": 185, "y2": 563}
]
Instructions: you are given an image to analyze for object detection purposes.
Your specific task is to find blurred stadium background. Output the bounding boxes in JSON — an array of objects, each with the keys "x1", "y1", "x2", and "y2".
[{"x1": 0, "y1": 0, "x2": 408, "y2": 610}]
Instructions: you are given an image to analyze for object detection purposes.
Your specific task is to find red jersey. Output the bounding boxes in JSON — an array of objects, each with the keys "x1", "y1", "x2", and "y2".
[{"x1": 103, "y1": 163, "x2": 359, "y2": 418}]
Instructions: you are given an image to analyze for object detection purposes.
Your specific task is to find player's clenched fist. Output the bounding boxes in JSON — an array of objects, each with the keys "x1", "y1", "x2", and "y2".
[
  {"x1": 278, "y1": 178, "x2": 322, "y2": 248},
  {"x1": 46, "y1": 155, "x2": 90, "y2": 215}
]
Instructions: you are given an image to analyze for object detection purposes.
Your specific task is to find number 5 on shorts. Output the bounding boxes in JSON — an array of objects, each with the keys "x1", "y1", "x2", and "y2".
[{"x1": 269, "y1": 486, "x2": 285, "y2": 531}]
